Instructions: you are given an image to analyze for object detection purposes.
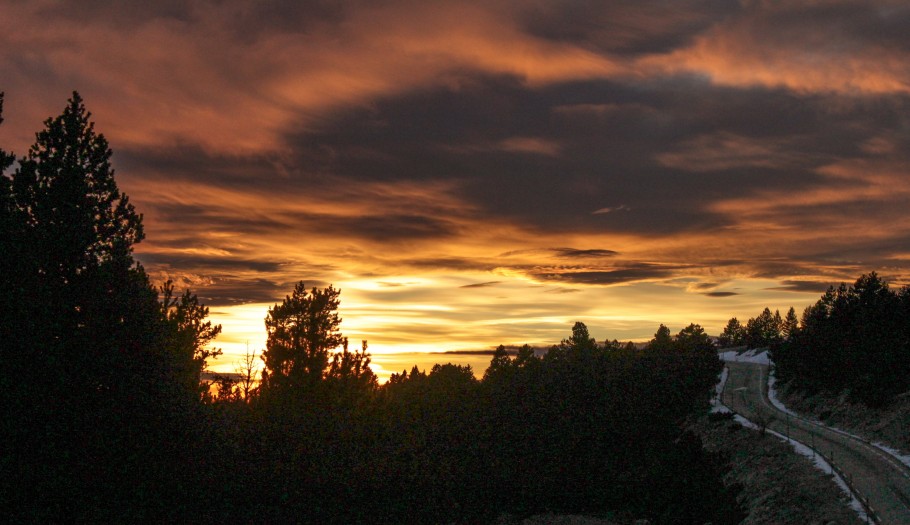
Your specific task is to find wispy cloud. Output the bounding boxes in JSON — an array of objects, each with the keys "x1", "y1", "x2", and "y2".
[
  {"x1": 459, "y1": 281, "x2": 502, "y2": 289},
  {"x1": 592, "y1": 205, "x2": 631, "y2": 215}
]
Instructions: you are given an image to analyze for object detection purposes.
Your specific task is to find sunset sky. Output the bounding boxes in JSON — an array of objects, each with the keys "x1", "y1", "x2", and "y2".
[{"x1": 3, "y1": 1, "x2": 910, "y2": 380}]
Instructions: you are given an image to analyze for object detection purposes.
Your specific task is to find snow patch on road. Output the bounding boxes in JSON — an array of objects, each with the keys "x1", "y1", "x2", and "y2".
[
  {"x1": 732, "y1": 414, "x2": 758, "y2": 430},
  {"x1": 767, "y1": 371, "x2": 801, "y2": 419},
  {"x1": 711, "y1": 367, "x2": 731, "y2": 414},
  {"x1": 719, "y1": 348, "x2": 770, "y2": 365},
  {"x1": 871, "y1": 441, "x2": 910, "y2": 470}
]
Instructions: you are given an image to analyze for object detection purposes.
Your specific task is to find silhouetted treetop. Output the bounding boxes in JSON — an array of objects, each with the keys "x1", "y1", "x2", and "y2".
[
  {"x1": 783, "y1": 307, "x2": 799, "y2": 340},
  {"x1": 261, "y1": 282, "x2": 345, "y2": 393},
  {"x1": 718, "y1": 317, "x2": 745, "y2": 348},
  {"x1": 327, "y1": 339, "x2": 378, "y2": 396},
  {"x1": 675, "y1": 323, "x2": 712, "y2": 351},
  {"x1": 563, "y1": 321, "x2": 598, "y2": 354},
  {"x1": 11, "y1": 92, "x2": 142, "y2": 280},
  {"x1": 744, "y1": 307, "x2": 784, "y2": 349},
  {"x1": 648, "y1": 323, "x2": 674, "y2": 352}
]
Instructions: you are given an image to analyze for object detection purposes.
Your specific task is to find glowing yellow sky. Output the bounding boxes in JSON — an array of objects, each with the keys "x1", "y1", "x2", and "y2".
[{"x1": 202, "y1": 275, "x2": 821, "y2": 382}]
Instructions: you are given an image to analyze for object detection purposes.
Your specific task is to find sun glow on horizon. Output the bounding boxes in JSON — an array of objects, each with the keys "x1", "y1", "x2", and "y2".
[{"x1": 204, "y1": 276, "x2": 825, "y2": 382}]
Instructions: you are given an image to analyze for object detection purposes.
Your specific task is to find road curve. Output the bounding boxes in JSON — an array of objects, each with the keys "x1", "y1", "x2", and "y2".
[{"x1": 722, "y1": 361, "x2": 910, "y2": 525}]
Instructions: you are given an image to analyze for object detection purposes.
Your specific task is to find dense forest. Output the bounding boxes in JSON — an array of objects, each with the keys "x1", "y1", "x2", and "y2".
[
  {"x1": 775, "y1": 273, "x2": 910, "y2": 407},
  {"x1": 1, "y1": 93, "x2": 745, "y2": 523},
  {"x1": 719, "y1": 273, "x2": 910, "y2": 407}
]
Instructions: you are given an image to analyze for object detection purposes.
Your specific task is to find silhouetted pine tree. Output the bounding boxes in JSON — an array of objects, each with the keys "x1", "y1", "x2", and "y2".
[
  {"x1": 260, "y1": 281, "x2": 345, "y2": 397},
  {"x1": 0, "y1": 93, "x2": 221, "y2": 521}
]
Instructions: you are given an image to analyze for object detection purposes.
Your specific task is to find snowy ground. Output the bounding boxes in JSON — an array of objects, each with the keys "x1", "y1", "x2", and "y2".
[
  {"x1": 718, "y1": 347, "x2": 769, "y2": 365},
  {"x1": 714, "y1": 355, "x2": 869, "y2": 522}
]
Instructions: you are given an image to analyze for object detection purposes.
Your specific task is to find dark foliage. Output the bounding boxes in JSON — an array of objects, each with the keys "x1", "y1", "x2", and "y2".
[
  {"x1": 261, "y1": 281, "x2": 346, "y2": 396},
  {"x1": 773, "y1": 272, "x2": 910, "y2": 407},
  {"x1": 720, "y1": 306, "x2": 796, "y2": 350},
  {"x1": 717, "y1": 317, "x2": 745, "y2": 348},
  {"x1": 239, "y1": 317, "x2": 739, "y2": 524},
  {"x1": 0, "y1": 93, "x2": 222, "y2": 521},
  {"x1": 745, "y1": 308, "x2": 784, "y2": 349}
]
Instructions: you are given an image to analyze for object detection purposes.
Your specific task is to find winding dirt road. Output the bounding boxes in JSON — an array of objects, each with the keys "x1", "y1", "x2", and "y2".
[{"x1": 722, "y1": 361, "x2": 910, "y2": 525}]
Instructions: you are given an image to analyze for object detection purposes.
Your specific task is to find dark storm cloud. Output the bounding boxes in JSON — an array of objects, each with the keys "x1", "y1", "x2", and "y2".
[
  {"x1": 406, "y1": 257, "x2": 496, "y2": 272},
  {"x1": 195, "y1": 273, "x2": 337, "y2": 307},
  {"x1": 377, "y1": 281, "x2": 408, "y2": 288},
  {"x1": 499, "y1": 247, "x2": 620, "y2": 259},
  {"x1": 142, "y1": 196, "x2": 455, "y2": 244},
  {"x1": 147, "y1": 202, "x2": 288, "y2": 236},
  {"x1": 547, "y1": 288, "x2": 581, "y2": 294},
  {"x1": 516, "y1": 0, "x2": 741, "y2": 55},
  {"x1": 66, "y1": 0, "x2": 910, "y2": 255},
  {"x1": 27, "y1": 1, "x2": 196, "y2": 26},
  {"x1": 31, "y1": 0, "x2": 350, "y2": 40},
  {"x1": 279, "y1": 70, "x2": 898, "y2": 239},
  {"x1": 749, "y1": 262, "x2": 845, "y2": 282},
  {"x1": 722, "y1": 1, "x2": 910, "y2": 54},
  {"x1": 302, "y1": 213, "x2": 457, "y2": 242},
  {"x1": 116, "y1": 146, "x2": 282, "y2": 191}
]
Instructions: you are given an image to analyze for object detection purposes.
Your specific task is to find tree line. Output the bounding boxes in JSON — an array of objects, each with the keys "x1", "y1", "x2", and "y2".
[
  {"x1": 717, "y1": 306, "x2": 798, "y2": 350},
  {"x1": 774, "y1": 273, "x2": 910, "y2": 407},
  {"x1": 1, "y1": 93, "x2": 744, "y2": 523},
  {"x1": 718, "y1": 273, "x2": 910, "y2": 407}
]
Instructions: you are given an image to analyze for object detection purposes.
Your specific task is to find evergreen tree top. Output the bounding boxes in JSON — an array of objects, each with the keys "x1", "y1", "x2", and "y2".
[{"x1": 12, "y1": 91, "x2": 143, "y2": 276}]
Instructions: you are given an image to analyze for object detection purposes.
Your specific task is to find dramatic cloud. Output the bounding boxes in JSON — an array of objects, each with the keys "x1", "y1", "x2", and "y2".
[{"x1": 3, "y1": 1, "x2": 910, "y2": 376}]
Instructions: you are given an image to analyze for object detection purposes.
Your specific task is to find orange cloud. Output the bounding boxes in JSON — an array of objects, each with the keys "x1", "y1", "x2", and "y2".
[
  {"x1": 496, "y1": 137, "x2": 562, "y2": 156},
  {"x1": 0, "y1": 1, "x2": 628, "y2": 156},
  {"x1": 642, "y1": 3, "x2": 910, "y2": 95}
]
